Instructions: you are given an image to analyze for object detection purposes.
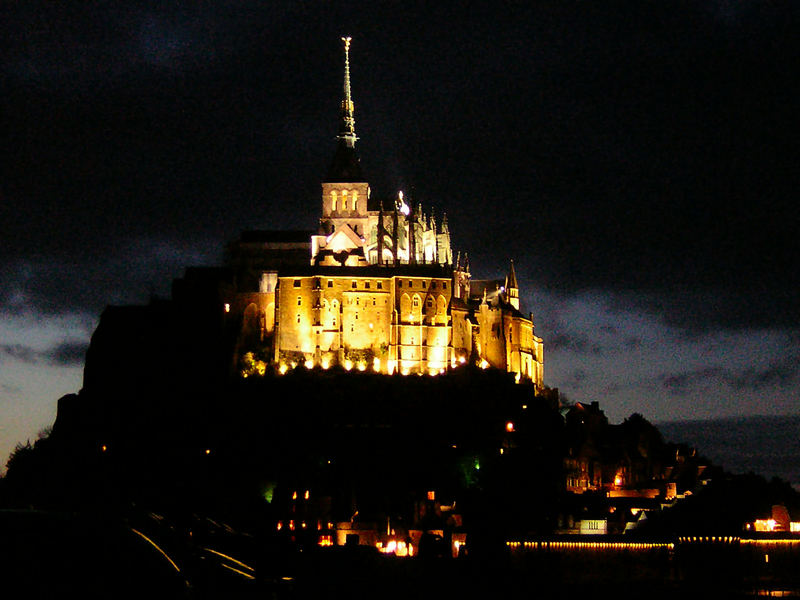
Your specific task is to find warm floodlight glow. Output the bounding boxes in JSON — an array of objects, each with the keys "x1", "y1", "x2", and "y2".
[
  {"x1": 506, "y1": 421, "x2": 514, "y2": 432},
  {"x1": 279, "y1": 364, "x2": 288, "y2": 375},
  {"x1": 373, "y1": 357, "x2": 381, "y2": 371},
  {"x1": 357, "y1": 362, "x2": 366, "y2": 371},
  {"x1": 305, "y1": 359, "x2": 314, "y2": 369},
  {"x1": 480, "y1": 359, "x2": 489, "y2": 369},
  {"x1": 344, "y1": 359, "x2": 353, "y2": 371},
  {"x1": 224, "y1": 303, "x2": 231, "y2": 313},
  {"x1": 398, "y1": 190, "x2": 410, "y2": 215},
  {"x1": 321, "y1": 358, "x2": 331, "y2": 370}
]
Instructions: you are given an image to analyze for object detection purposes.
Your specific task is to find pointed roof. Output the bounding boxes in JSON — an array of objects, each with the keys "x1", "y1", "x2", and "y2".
[
  {"x1": 325, "y1": 36, "x2": 365, "y2": 183},
  {"x1": 507, "y1": 259, "x2": 518, "y2": 289}
]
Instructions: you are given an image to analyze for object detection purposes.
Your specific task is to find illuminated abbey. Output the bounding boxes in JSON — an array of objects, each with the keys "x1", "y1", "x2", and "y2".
[{"x1": 224, "y1": 38, "x2": 543, "y2": 385}]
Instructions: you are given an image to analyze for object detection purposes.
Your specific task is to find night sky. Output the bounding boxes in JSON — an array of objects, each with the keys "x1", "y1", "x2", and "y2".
[{"x1": 1, "y1": 2, "x2": 798, "y2": 469}]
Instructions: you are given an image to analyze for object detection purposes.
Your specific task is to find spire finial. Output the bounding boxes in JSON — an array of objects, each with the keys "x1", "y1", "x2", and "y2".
[{"x1": 338, "y1": 36, "x2": 357, "y2": 148}]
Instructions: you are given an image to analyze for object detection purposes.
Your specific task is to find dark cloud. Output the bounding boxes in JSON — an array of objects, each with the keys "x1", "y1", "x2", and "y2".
[
  {"x1": 1, "y1": 2, "x2": 798, "y2": 332},
  {"x1": 1, "y1": 383, "x2": 22, "y2": 395},
  {"x1": 547, "y1": 333, "x2": 603, "y2": 356},
  {"x1": 47, "y1": 341, "x2": 89, "y2": 367},
  {"x1": 730, "y1": 358, "x2": 799, "y2": 391},
  {"x1": 0, "y1": 238, "x2": 216, "y2": 317},
  {"x1": 0, "y1": 344, "x2": 40, "y2": 364},
  {"x1": 623, "y1": 337, "x2": 642, "y2": 351},
  {"x1": 660, "y1": 367, "x2": 727, "y2": 396},
  {"x1": 0, "y1": 341, "x2": 88, "y2": 367},
  {"x1": 566, "y1": 369, "x2": 588, "y2": 390},
  {"x1": 660, "y1": 355, "x2": 799, "y2": 396}
]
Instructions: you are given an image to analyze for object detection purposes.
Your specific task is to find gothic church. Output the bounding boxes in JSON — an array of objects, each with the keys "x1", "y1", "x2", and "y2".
[{"x1": 223, "y1": 38, "x2": 543, "y2": 386}]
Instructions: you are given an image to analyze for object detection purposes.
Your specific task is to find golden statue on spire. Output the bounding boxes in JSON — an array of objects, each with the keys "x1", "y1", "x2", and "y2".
[{"x1": 339, "y1": 36, "x2": 357, "y2": 147}]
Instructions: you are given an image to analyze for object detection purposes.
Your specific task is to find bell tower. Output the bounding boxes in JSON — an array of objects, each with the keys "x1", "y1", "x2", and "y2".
[{"x1": 320, "y1": 37, "x2": 370, "y2": 239}]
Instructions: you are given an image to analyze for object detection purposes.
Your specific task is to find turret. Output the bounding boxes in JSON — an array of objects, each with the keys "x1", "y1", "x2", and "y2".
[{"x1": 506, "y1": 260, "x2": 520, "y2": 311}]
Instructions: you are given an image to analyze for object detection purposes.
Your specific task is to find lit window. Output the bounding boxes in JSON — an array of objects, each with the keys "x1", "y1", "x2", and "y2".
[
  {"x1": 342, "y1": 190, "x2": 349, "y2": 210},
  {"x1": 331, "y1": 191, "x2": 338, "y2": 211},
  {"x1": 427, "y1": 491, "x2": 435, "y2": 501}
]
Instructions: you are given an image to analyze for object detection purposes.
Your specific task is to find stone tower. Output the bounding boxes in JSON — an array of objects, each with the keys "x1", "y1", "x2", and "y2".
[{"x1": 320, "y1": 37, "x2": 371, "y2": 241}]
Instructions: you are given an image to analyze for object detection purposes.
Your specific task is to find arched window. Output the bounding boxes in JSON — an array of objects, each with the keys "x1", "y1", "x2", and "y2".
[
  {"x1": 400, "y1": 293, "x2": 412, "y2": 323},
  {"x1": 243, "y1": 303, "x2": 260, "y2": 345},
  {"x1": 352, "y1": 190, "x2": 358, "y2": 211},
  {"x1": 411, "y1": 294, "x2": 423, "y2": 323},
  {"x1": 435, "y1": 295, "x2": 447, "y2": 324},
  {"x1": 342, "y1": 190, "x2": 349, "y2": 211},
  {"x1": 265, "y1": 302, "x2": 275, "y2": 332},
  {"x1": 331, "y1": 190, "x2": 338, "y2": 212}
]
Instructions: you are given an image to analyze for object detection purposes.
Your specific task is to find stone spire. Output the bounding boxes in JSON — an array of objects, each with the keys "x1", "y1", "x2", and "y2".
[
  {"x1": 506, "y1": 259, "x2": 518, "y2": 290},
  {"x1": 506, "y1": 259, "x2": 520, "y2": 311},
  {"x1": 325, "y1": 36, "x2": 365, "y2": 183},
  {"x1": 338, "y1": 36, "x2": 357, "y2": 149}
]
